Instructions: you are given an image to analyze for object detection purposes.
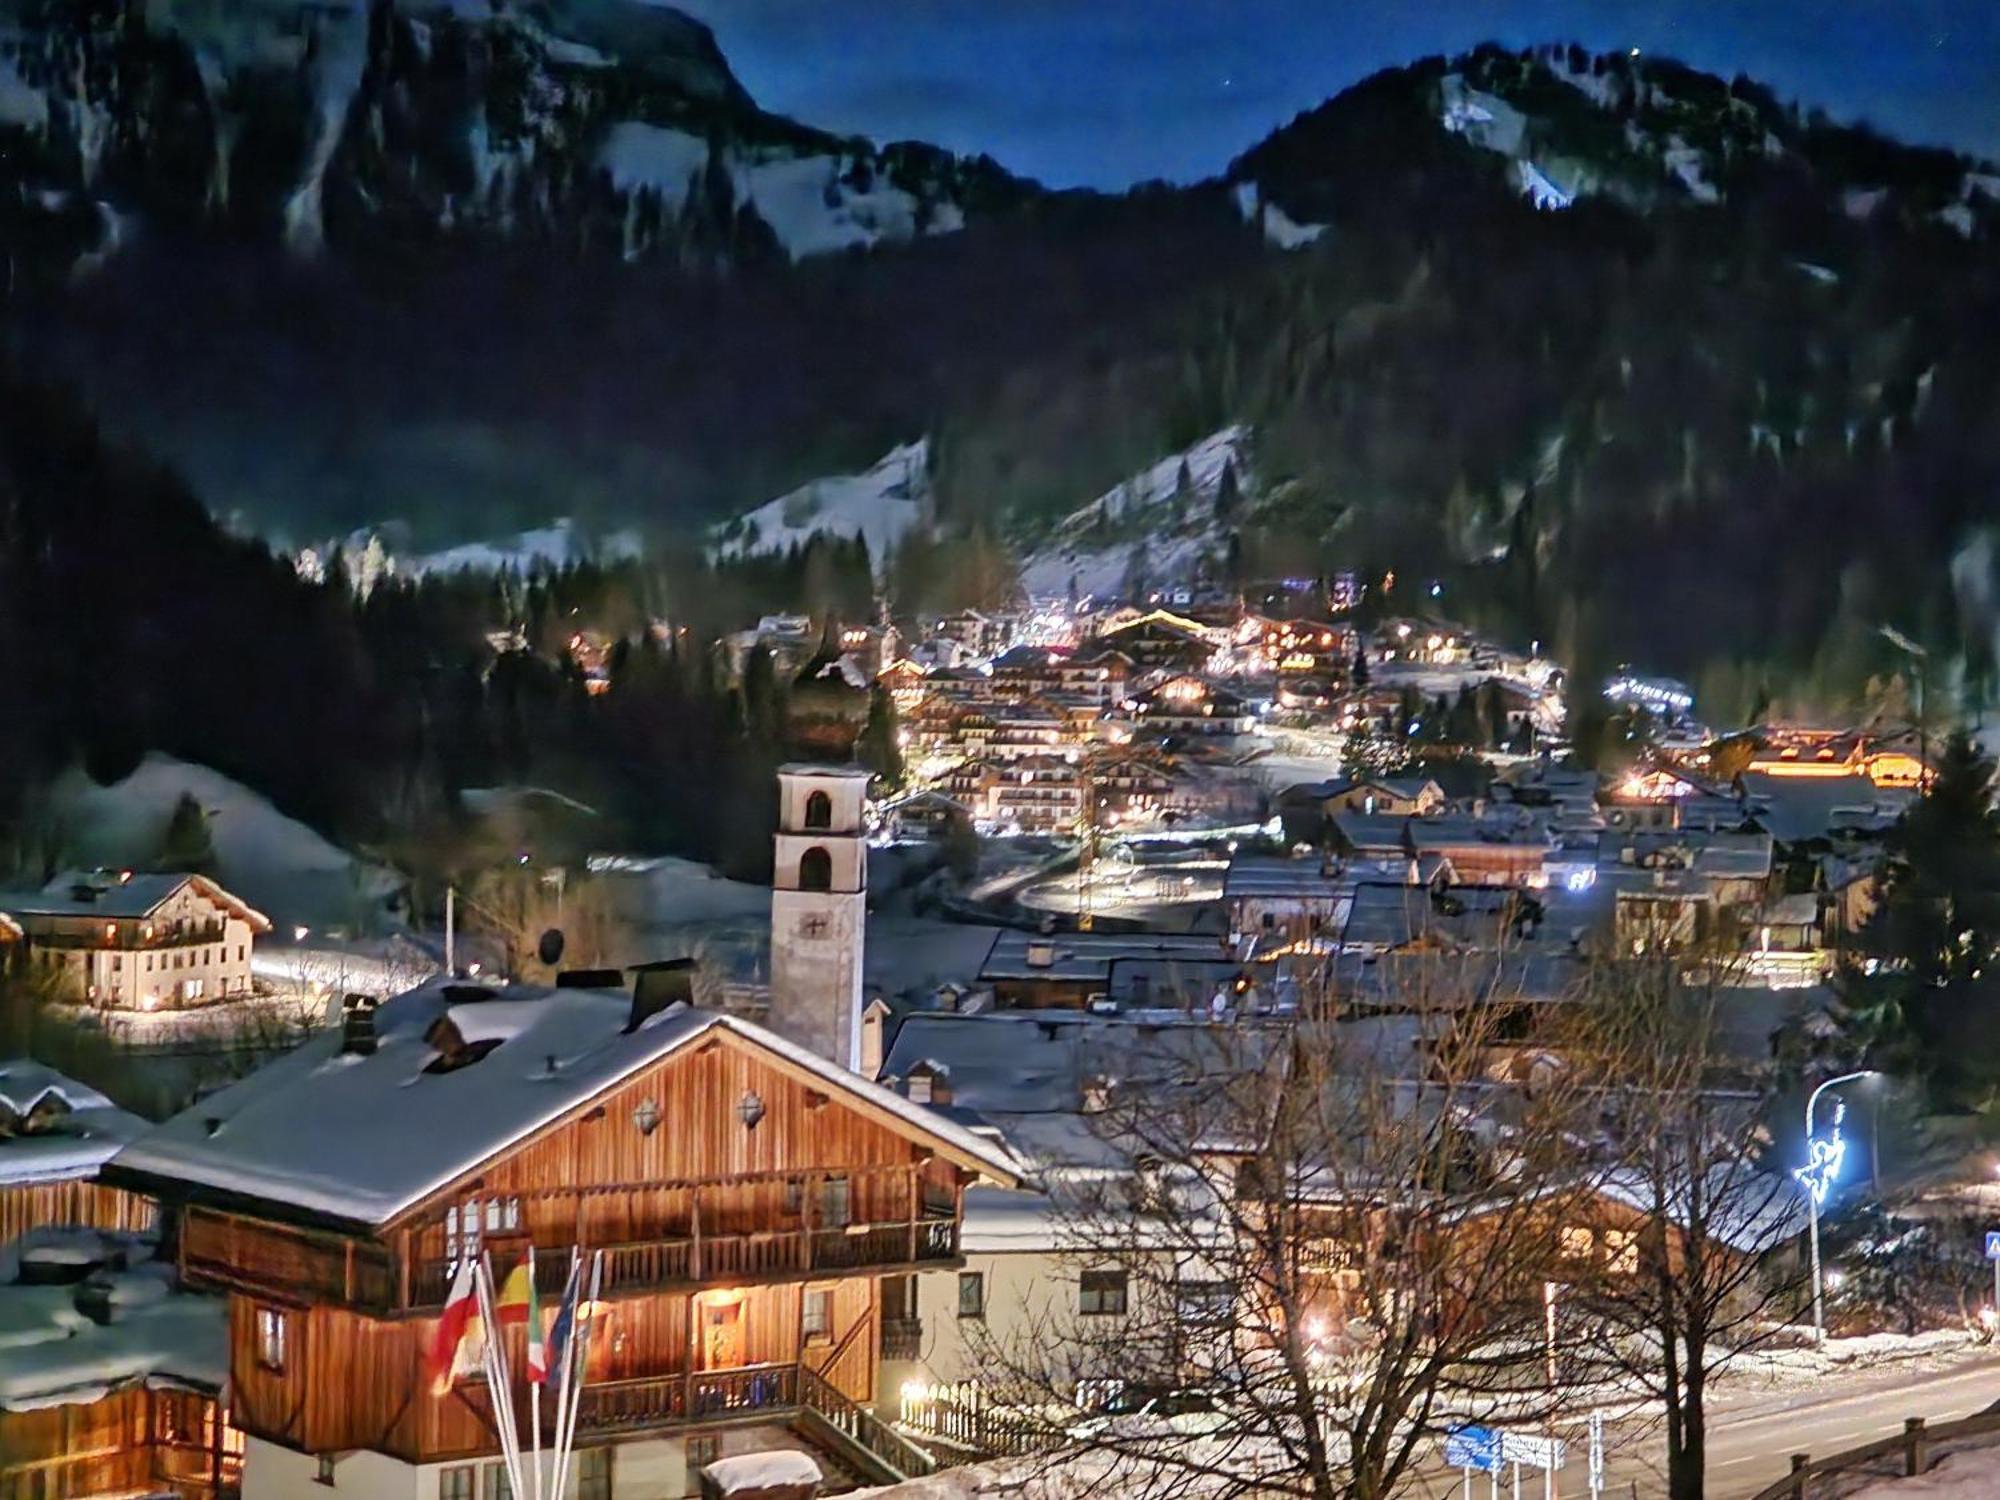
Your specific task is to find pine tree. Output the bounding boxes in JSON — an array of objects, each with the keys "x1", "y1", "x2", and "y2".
[
  {"x1": 158, "y1": 791, "x2": 217, "y2": 875},
  {"x1": 1214, "y1": 459, "x2": 1242, "y2": 520},
  {"x1": 856, "y1": 681, "x2": 905, "y2": 791}
]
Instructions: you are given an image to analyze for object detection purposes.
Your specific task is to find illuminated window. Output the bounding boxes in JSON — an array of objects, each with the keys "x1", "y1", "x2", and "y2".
[
  {"x1": 1604, "y1": 1229, "x2": 1639, "y2": 1275},
  {"x1": 256, "y1": 1307, "x2": 288, "y2": 1371}
]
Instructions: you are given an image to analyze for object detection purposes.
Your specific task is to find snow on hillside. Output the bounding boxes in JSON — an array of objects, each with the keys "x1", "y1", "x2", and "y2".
[
  {"x1": 1231, "y1": 181, "x2": 1325, "y2": 249},
  {"x1": 598, "y1": 125, "x2": 957, "y2": 261},
  {"x1": 401, "y1": 518, "x2": 644, "y2": 577},
  {"x1": 43, "y1": 754, "x2": 400, "y2": 931},
  {"x1": 711, "y1": 440, "x2": 928, "y2": 570},
  {"x1": 1018, "y1": 426, "x2": 1251, "y2": 600}
]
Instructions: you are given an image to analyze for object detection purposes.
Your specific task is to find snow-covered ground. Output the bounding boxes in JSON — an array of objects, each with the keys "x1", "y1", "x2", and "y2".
[
  {"x1": 598, "y1": 126, "x2": 963, "y2": 261},
  {"x1": 1230, "y1": 181, "x2": 1326, "y2": 249},
  {"x1": 38, "y1": 754, "x2": 401, "y2": 933},
  {"x1": 710, "y1": 441, "x2": 929, "y2": 571},
  {"x1": 399, "y1": 517, "x2": 644, "y2": 576},
  {"x1": 1848, "y1": 1449, "x2": 2000, "y2": 1499},
  {"x1": 1019, "y1": 426, "x2": 1252, "y2": 600}
]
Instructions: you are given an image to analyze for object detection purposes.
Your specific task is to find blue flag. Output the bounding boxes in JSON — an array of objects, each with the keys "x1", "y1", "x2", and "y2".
[{"x1": 545, "y1": 1257, "x2": 582, "y2": 1378}]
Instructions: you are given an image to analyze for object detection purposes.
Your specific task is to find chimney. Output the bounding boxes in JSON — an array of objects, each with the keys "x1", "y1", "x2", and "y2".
[
  {"x1": 341, "y1": 994, "x2": 378, "y2": 1056},
  {"x1": 626, "y1": 958, "x2": 697, "y2": 1033}
]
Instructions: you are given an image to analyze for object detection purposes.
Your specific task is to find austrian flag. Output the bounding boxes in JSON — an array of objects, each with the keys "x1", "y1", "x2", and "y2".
[{"x1": 425, "y1": 1261, "x2": 480, "y2": 1396}]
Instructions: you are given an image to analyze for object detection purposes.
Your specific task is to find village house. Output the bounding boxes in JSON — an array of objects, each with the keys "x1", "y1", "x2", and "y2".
[
  {"x1": 105, "y1": 978, "x2": 1021, "y2": 1500},
  {"x1": 976, "y1": 931, "x2": 1240, "y2": 1010},
  {"x1": 0, "y1": 870, "x2": 270, "y2": 1011},
  {"x1": 1125, "y1": 677, "x2": 1253, "y2": 741},
  {"x1": 987, "y1": 756, "x2": 1086, "y2": 835},
  {"x1": 0, "y1": 1230, "x2": 239, "y2": 1500},
  {"x1": 0, "y1": 1060, "x2": 155, "y2": 1246}
]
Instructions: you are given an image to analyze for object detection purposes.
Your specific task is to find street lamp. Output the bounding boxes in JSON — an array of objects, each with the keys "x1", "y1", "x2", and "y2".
[{"x1": 1795, "y1": 1070, "x2": 1878, "y2": 1342}]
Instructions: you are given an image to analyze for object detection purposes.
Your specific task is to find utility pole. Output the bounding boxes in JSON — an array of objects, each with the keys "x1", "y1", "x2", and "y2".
[{"x1": 445, "y1": 886, "x2": 455, "y2": 977}]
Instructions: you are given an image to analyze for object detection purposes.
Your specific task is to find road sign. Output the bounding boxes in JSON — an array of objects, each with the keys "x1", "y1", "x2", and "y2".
[
  {"x1": 1984, "y1": 1230, "x2": 2000, "y2": 1260},
  {"x1": 1501, "y1": 1431, "x2": 1566, "y2": 1471},
  {"x1": 1445, "y1": 1425, "x2": 1504, "y2": 1474}
]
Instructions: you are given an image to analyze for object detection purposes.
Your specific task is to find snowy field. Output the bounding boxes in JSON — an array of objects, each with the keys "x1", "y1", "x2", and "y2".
[
  {"x1": 1018, "y1": 427, "x2": 1251, "y2": 600},
  {"x1": 38, "y1": 753, "x2": 401, "y2": 932},
  {"x1": 710, "y1": 441, "x2": 929, "y2": 571}
]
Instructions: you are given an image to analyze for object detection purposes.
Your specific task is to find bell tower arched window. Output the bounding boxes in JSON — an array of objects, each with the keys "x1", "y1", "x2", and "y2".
[
  {"x1": 804, "y1": 789, "x2": 833, "y2": 830},
  {"x1": 799, "y1": 846, "x2": 834, "y2": 892}
]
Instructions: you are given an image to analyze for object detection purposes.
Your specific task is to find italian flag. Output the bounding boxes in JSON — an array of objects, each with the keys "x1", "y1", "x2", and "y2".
[{"x1": 426, "y1": 1261, "x2": 480, "y2": 1396}]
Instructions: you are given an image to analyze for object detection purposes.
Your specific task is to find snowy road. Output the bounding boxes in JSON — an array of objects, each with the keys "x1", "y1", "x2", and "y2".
[{"x1": 1407, "y1": 1351, "x2": 2000, "y2": 1499}]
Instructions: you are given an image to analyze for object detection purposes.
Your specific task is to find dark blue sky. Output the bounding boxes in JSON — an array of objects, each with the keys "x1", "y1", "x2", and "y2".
[{"x1": 671, "y1": 0, "x2": 2000, "y2": 189}]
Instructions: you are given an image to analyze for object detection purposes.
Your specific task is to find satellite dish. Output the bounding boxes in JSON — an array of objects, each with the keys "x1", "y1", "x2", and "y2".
[{"x1": 537, "y1": 928, "x2": 567, "y2": 967}]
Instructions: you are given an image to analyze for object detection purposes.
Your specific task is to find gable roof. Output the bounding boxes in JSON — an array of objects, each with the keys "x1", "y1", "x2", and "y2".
[
  {"x1": 108, "y1": 979, "x2": 1019, "y2": 1230},
  {"x1": 0, "y1": 1061, "x2": 149, "y2": 1187},
  {"x1": 0, "y1": 871, "x2": 271, "y2": 932}
]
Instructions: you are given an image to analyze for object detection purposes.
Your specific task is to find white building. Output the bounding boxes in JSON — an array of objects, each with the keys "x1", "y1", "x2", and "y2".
[
  {"x1": 769, "y1": 766, "x2": 872, "y2": 1071},
  {"x1": 0, "y1": 870, "x2": 270, "y2": 1010}
]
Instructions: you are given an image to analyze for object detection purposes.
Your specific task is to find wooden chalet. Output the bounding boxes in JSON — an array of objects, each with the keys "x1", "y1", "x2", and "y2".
[
  {"x1": 0, "y1": 1060, "x2": 154, "y2": 1246},
  {"x1": 105, "y1": 979, "x2": 1020, "y2": 1496}
]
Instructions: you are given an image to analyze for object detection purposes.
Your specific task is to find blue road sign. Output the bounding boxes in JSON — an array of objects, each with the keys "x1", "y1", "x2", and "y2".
[
  {"x1": 1445, "y1": 1425, "x2": 1504, "y2": 1474},
  {"x1": 1984, "y1": 1230, "x2": 2000, "y2": 1261}
]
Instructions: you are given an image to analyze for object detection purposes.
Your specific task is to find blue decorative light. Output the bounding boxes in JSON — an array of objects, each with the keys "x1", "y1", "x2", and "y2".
[{"x1": 1794, "y1": 1098, "x2": 1847, "y2": 1205}]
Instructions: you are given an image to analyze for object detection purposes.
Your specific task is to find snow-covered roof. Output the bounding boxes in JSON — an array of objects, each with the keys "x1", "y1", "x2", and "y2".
[
  {"x1": 110, "y1": 980, "x2": 1019, "y2": 1227},
  {"x1": 0, "y1": 1246, "x2": 225, "y2": 1410},
  {"x1": 0, "y1": 1062, "x2": 149, "y2": 1187},
  {"x1": 0, "y1": 870, "x2": 271, "y2": 932},
  {"x1": 1594, "y1": 1164, "x2": 1807, "y2": 1255},
  {"x1": 960, "y1": 1185, "x2": 1066, "y2": 1253}
]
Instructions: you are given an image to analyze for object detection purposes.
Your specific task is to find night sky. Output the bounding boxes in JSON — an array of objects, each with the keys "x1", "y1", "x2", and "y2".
[{"x1": 670, "y1": 0, "x2": 2000, "y2": 189}]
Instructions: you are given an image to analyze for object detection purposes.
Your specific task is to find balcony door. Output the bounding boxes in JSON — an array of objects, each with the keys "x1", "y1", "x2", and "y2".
[{"x1": 699, "y1": 1299, "x2": 743, "y2": 1371}]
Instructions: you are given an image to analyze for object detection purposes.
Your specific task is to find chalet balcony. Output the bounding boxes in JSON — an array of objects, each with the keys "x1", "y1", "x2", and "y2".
[
  {"x1": 879, "y1": 1316, "x2": 924, "y2": 1361},
  {"x1": 403, "y1": 1216, "x2": 958, "y2": 1310},
  {"x1": 476, "y1": 1362, "x2": 937, "y2": 1480},
  {"x1": 178, "y1": 1164, "x2": 965, "y2": 1317}
]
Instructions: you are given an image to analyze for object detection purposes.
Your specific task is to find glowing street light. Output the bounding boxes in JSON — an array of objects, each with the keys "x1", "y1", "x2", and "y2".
[{"x1": 1795, "y1": 1070, "x2": 1876, "y2": 1342}]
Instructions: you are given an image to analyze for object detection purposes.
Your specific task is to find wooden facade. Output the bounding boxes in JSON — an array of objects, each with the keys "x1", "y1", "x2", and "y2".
[
  {"x1": 154, "y1": 1025, "x2": 996, "y2": 1470},
  {"x1": 0, "y1": 1384, "x2": 240, "y2": 1500},
  {"x1": 0, "y1": 1179, "x2": 155, "y2": 1246}
]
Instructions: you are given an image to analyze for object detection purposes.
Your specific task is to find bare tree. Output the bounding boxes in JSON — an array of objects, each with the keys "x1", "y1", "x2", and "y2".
[
  {"x1": 1556, "y1": 963, "x2": 1809, "y2": 1500},
  {"x1": 965, "y1": 999, "x2": 1611, "y2": 1500}
]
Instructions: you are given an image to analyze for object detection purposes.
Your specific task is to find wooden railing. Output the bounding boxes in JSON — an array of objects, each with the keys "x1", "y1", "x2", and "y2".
[
  {"x1": 799, "y1": 1365, "x2": 939, "y2": 1481},
  {"x1": 1751, "y1": 1410, "x2": 2000, "y2": 1499},
  {"x1": 542, "y1": 1363, "x2": 807, "y2": 1439},
  {"x1": 404, "y1": 1215, "x2": 959, "y2": 1311},
  {"x1": 880, "y1": 1317, "x2": 924, "y2": 1362}
]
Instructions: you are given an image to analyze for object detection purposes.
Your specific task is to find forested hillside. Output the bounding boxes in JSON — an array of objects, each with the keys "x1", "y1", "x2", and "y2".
[{"x1": 4, "y1": 15, "x2": 2000, "y2": 718}]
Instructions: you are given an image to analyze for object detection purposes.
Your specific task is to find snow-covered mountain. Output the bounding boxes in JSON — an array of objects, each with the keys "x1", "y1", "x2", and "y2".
[
  {"x1": 1231, "y1": 43, "x2": 1999, "y2": 235},
  {"x1": 1018, "y1": 427, "x2": 1254, "y2": 601},
  {"x1": 0, "y1": 0, "x2": 1029, "y2": 275},
  {"x1": 710, "y1": 440, "x2": 930, "y2": 573}
]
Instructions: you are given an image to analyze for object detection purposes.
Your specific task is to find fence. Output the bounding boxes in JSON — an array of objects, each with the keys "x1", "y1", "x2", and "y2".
[{"x1": 1751, "y1": 1410, "x2": 2000, "y2": 1499}]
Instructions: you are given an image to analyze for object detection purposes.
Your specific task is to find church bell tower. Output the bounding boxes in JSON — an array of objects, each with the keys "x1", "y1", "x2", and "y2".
[{"x1": 769, "y1": 764, "x2": 871, "y2": 1069}]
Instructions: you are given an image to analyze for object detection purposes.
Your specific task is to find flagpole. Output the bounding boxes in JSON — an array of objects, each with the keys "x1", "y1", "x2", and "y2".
[
  {"x1": 544, "y1": 1250, "x2": 582, "y2": 1500},
  {"x1": 477, "y1": 1253, "x2": 526, "y2": 1500},
  {"x1": 554, "y1": 1250, "x2": 603, "y2": 1500},
  {"x1": 529, "y1": 1245, "x2": 544, "y2": 1500}
]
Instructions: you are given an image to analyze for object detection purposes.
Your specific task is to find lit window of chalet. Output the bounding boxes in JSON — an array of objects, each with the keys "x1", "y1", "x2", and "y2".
[{"x1": 255, "y1": 1307, "x2": 288, "y2": 1371}]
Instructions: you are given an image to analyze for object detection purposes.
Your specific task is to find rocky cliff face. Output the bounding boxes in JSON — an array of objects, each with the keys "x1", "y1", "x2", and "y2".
[{"x1": 0, "y1": 0, "x2": 1029, "y2": 277}]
